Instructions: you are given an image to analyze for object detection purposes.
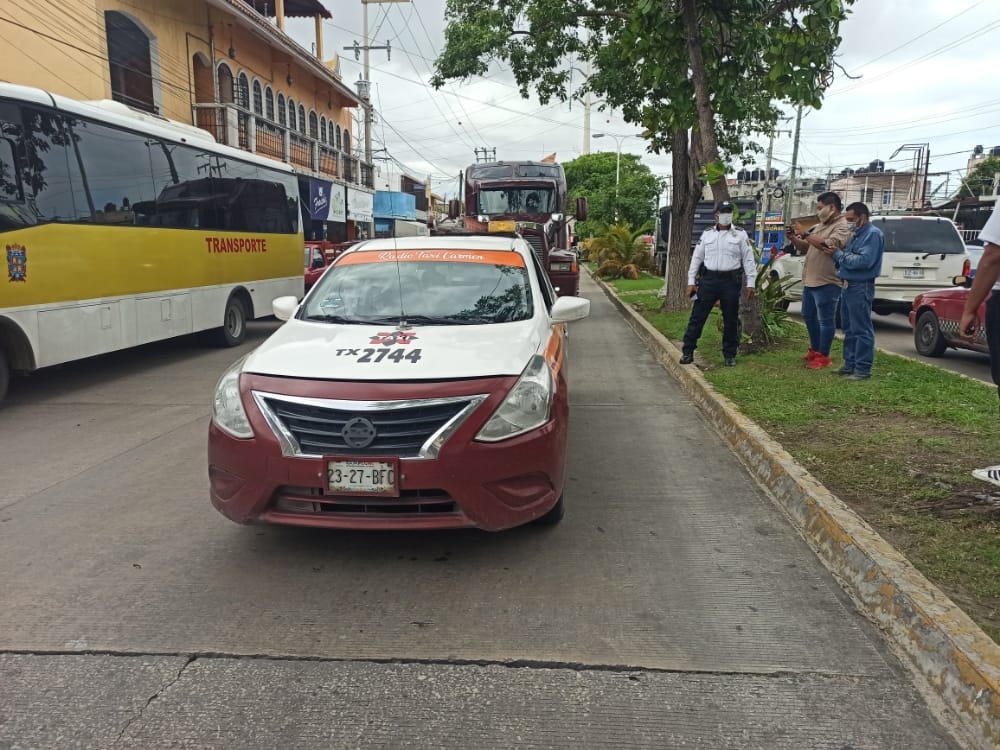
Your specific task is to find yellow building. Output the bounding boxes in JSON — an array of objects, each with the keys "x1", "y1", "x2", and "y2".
[{"x1": 1, "y1": 0, "x2": 374, "y2": 238}]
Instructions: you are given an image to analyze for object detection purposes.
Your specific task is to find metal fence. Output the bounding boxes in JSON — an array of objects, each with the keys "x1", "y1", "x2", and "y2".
[{"x1": 191, "y1": 103, "x2": 374, "y2": 188}]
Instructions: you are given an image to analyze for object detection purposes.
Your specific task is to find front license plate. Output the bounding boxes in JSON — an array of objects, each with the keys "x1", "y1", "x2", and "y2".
[
  {"x1": 903, "y1": 268, "x2": 924, "y2": 279},
  {"x1": 327, "y1": 458, "x2": 399, "y2": 496}
]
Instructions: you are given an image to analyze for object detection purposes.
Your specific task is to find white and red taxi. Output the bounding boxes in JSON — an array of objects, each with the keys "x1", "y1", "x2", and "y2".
[{"x1": 208, "y1": 234, "x2": 590, "y2": 531}]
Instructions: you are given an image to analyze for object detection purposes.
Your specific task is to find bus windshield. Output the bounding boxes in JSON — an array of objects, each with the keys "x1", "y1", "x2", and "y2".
[{"x1": 479, "y1": 187, "x2": 556, "y2": 216}]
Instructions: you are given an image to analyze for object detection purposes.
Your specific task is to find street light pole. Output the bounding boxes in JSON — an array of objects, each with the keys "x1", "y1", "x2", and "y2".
[{"x1": 593, "y1": 132, "x2": 638, "y2": 219}]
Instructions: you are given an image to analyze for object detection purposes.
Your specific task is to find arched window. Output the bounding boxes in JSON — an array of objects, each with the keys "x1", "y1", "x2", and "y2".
[
  {"x1": 343, "y1": 130, "x2": 350, "y2": 155},
  {"x1": 237, "y1": 73, "x2": 250, "y2": 110},
  {"x1": 298, "y1": 105, "x2": 306, "y2": 134},
  {"x1": 308, "y1": 111, "x2": 318, "y2": 140},
  {"x1": 265, "y1": 87, "x2": 274, "y2": 121},
  {"x1": 335, "y1": 124, "x2": 341, "y2": 150},
  {"x1": 252, "y1": 80, "x2": 263, "y2": 115},
  {"x1": 288, "y1": 98, "x2": 296, "y2": 130},
  {"x1": 217, "y1": 62, "x2": 234, "y2": 103},
  {"x1": 276, "y1": 93, "x2": 286, "y2": 126},
  {"x1": 105, "y1": 11, "x2": 157, "y2": 113},
  {"x1": 320, "y1": 116, "x2": 327, "y2": 144}
]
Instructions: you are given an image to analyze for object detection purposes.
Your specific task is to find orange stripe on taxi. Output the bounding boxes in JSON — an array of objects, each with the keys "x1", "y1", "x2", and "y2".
[
  {"x1": 544, "y1": 324, "x2": 566, "y2": 378},
  {"x1": 337, "y1": 249, "x2": 525, "y2": 267}
]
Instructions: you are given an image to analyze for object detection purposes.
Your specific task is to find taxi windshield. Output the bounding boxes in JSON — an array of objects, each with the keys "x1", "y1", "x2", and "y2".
[{"x1": 302, "y1": 253, "x2": 534, "y2": 325}]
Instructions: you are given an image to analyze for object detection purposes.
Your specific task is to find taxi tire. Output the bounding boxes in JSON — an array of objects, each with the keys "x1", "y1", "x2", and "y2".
[
  {"x1": 914, "y1": 310, "x2": 947, "y2": 357},
  {"x1": 532, "y1": 495, "x2": 564, "y2": 526},
  {"x1": 219, "y1": 296, "x2": 248, "y2": 347}
]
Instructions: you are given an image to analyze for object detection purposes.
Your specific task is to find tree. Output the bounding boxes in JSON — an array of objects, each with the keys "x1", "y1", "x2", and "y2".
[
  {"x1": 586, "y1": 223, "x2": 656, "y2": 280},
  {"x1": 563, "y1": 152, "x2": 663, "y2": 235},
  {"x1": 432, "y1": 0, "x2": 853, "y2": 343},
  {"x1": 959, "y1": 155, "x2": 1000, "y2": 199}
]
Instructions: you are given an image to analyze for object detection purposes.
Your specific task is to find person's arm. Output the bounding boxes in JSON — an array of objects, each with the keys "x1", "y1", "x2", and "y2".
[
  {"x1": 741, "y1": 235, "x2": 757, "y2": 293},
  {"x1": 824, "y1": 222, "x2": 852, "y2": 251},
  {"x1": 960, "y1": 241, "x2": 1000, "y2": 338},
  {"x1": 833, "y1": 229, "x2": 883, "y2": 270},
  {"x1": 687, "y1": 234, "x2": 706, "y2": 287}
]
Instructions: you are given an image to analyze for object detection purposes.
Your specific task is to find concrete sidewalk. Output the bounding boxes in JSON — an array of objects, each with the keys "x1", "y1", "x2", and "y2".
[{"x1": 592, "y1": 271, "x2": 1000, "y2": 750}]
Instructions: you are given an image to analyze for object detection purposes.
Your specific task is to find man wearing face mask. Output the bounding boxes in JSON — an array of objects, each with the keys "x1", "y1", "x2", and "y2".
[
  {"x1": 681, "y1": 201, "x2": 757, "y2": 367},
  {"x1": 822, "y1": 202, "x2": 884, "y2": 380},
  {"x1": 789, "y1": 192, "x2": 852, "y2": 369}
]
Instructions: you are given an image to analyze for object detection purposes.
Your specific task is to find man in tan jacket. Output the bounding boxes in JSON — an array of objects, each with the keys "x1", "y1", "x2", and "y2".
[{"x1": 788, "y1": 192, "x2": 852, "y2": 369}]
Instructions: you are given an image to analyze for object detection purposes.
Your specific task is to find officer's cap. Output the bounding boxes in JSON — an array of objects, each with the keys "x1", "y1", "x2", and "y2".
[{"x1": 715, "y1": 200, "x2": 734, "y2": 213}]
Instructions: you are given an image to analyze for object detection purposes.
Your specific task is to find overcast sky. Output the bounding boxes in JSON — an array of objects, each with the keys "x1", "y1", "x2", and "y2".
[{"x1": 284, "y1": 0, "x2": 1000, "y2": 202}]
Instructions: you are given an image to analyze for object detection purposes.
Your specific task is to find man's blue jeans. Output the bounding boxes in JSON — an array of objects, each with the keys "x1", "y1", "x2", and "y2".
[
  {"x1": 801, "y1": 284, "x2": 841, "y2": 356},
  {"x1": 840, "y1": 280, "x2": 876, "y2": 376}
]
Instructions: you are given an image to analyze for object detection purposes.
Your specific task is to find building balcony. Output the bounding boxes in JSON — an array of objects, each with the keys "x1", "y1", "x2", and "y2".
[{"x1": 192, "y1": 102, "x2": 374, "y2": 189}]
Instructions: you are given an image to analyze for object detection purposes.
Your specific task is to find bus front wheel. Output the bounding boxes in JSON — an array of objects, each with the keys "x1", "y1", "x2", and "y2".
[
  {"x1": 0, "y1": 347, "x2": 9, "y2": 405},
  {"x1": 219, "y1": 296, "x2": 248, "y2": 347}
]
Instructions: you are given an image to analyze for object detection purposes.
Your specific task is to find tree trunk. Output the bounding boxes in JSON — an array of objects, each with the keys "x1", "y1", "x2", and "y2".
[
  {"x1": 662, "y1": 128, "x2": 700, "y2": 312},
  {"x1": 680, "y1": 0, "x2": 729, "y2": 202}
]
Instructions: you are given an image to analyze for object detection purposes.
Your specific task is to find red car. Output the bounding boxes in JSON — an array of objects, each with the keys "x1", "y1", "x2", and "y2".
[
  {"x1": 909, "y1": 281, "x2": 988, "y2": 357},
  {"x1": 209, "y1": 235, "x2": 591, "y2": 531},
  {"x1": 304, "y1": 243, "x2": 328, "y2": 290}
]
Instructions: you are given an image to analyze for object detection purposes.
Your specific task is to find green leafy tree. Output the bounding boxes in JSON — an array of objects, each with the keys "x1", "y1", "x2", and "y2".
[
  {"x1": 563, "y1": 152, "x2": 663, "y2": 236},
  {"x1": 959, "y1": 155, "x2": 1000, "y2": 199},
  {"x1": 432, "y1": 0, "x2": 854, "y2": 348},
  {"x1": 586, "y1": 223, "x2": 655, "y2": 280}
]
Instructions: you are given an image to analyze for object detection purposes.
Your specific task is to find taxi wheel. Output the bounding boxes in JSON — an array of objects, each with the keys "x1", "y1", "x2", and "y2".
[
  {"x1": 532, "y1": 495, "x2": 564, "y2": 526},
  {"x1": 914, "y1": 310, "x2": 947, "y2": 357},
  {"x1": 219, "y1": 296, "x2": 248, "y2": 347}
]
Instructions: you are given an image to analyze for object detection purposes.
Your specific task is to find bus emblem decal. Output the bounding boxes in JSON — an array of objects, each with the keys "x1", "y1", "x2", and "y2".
[{"x1": 6, "y1": 244, "x2": 26, "y2": 282}]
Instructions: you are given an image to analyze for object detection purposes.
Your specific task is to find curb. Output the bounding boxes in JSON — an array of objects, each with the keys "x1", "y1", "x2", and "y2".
[{"x1": 593, "y1": 275, "x2": 1000, "y2": 750}]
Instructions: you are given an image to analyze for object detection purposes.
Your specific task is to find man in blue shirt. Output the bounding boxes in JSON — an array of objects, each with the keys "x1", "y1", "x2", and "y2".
[{"x1": 823, "y1": 202, "x2": 884, "y2": 380}]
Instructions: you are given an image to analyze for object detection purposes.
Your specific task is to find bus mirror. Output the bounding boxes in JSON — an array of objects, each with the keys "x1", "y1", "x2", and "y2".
[
  {"x1": 550, "y1": 212, "x2": 564, "y2": 223},
  {"x1": 575, "y1": 197, "x2": 588, "y2": 221},
  {"x1": 447, "y1": 199, "x2": 460, "y2": 220}
]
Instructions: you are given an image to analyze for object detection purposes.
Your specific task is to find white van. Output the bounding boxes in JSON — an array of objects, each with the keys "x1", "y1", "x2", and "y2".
[{"x1": 770, "y1": 214, "x2": 971, "y2": 315}]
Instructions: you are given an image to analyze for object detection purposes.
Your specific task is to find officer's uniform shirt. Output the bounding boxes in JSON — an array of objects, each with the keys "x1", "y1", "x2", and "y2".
[{"x1": 687, "y1": 224, "x2": 758, "y2": 289}]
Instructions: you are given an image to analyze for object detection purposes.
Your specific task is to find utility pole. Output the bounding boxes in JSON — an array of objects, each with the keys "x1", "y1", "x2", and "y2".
[
  {"x1": 582, "y1": 59, "x2": 592, "y2": 155},
  {"x1": 345, "y1": 1, "x2": 407, "y2": 170},
  {"x1": 474, "y1": 147, "x2": 496, "y2": 163},
  {"x1": 760, "y1": 126, "x2": 790, "y2": 240},
  {"x1": 783, "y1": 105, "x2": 804, "y2": 223}
]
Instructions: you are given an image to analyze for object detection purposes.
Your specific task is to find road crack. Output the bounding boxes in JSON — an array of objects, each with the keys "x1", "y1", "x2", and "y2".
[{"x1": 112, "y1": 655, "x2": 196, "y2": 745}]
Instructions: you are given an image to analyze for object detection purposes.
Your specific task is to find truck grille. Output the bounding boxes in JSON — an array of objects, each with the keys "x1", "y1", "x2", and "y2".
[
  {"x1": 522, "y1": 234, "x2": 545, "y2": 263},
  {"x1": 254, "y1": 393, "x2": 486, "y2": 458}
]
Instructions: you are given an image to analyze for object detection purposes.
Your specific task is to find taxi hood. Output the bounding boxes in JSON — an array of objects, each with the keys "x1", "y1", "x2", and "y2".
[{"x1": 242, "y1": 318, "x2": 544, "y2": 381}]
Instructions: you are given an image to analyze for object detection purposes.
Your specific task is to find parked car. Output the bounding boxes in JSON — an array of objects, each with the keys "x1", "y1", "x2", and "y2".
[
  {"x1": 208, "y1": 234, "x2": 591, "y2": 531},
  {"x1": 909, "y1": 277, "x2": 988, "y2": 357},
  {"x1": 965, "y1": 244, "x2": 984, "y2": 279},
  {"x1": 771, "y1": 215, "x2": 972, "y2": 315},
  {"x1": 304, "y1": 243, "x2": 328, "y2": 290}
]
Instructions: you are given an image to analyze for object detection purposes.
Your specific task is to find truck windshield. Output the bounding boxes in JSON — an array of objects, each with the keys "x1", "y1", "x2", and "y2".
[{"x1": 479, "y1": 188, "x2": 556, "y2": 215}]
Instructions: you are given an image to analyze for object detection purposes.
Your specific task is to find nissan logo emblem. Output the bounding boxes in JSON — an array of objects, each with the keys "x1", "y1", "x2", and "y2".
[{"x1": 342, "y1": 417, "x2": 377, "y2": 449}]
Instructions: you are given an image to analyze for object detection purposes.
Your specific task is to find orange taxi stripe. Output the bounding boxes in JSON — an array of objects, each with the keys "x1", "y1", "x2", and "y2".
[
  {"x1": 337, "y1": 249, "x2": 525, "y2": 267},
  {"x1": 544, "y1": 324, "x2": 566, "y2": 379}
]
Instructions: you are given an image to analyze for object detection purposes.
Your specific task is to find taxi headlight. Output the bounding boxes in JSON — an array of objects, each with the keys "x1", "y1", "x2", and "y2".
[
  {"x1": 212, "y1": 357, "x2": 253, "y2": 439},
  {"x1": 476, "y1": 355, "x2": 552, "y2": 442}
]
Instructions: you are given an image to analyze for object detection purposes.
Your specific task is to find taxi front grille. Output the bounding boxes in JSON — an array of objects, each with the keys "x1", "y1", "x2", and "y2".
[
  {"x1": 255, "y1": 394, "x2": 484, "y2": 458},
  {"x1": 274, "y1": 486, "x2": 458, "y2": 515}
]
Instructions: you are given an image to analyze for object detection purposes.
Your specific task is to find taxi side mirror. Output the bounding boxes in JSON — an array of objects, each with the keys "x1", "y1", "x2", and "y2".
[
  {"x1": 952, "y1": 275, "x2": 972, "y2": 288},
  {"x1": 272, "y1": 296, "x2": 299, "y2": 321}
]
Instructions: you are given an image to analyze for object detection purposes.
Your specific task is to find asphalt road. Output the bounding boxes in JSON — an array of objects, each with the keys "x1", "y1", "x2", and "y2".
[
  {"x1": 0, "y1": 276, "x2": 962, "y2": 749},
  {"x1": 787, "y1": 301, "x2": 993, "y2": 382}
]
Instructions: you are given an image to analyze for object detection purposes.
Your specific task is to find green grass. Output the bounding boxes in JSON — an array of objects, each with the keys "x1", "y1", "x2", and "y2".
[
  {"x1": 603, "y1": 274, "x2": 665, "y2": 293},
  {"x1": 618, "y1": 293, "x2": 1000, "y2": 642}
]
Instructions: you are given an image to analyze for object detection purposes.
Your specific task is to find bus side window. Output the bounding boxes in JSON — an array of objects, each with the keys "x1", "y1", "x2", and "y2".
[{"x1": 13, "y1": 108, "x2": 87, "y2": 224}]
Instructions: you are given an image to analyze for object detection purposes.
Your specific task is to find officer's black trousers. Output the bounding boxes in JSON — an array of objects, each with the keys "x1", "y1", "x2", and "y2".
[{"x1": 682, "y1": 275, "x2": 742, "y2": 358}]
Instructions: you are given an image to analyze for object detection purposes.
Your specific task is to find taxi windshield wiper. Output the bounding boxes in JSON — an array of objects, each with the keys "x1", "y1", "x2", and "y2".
[
  {"x1": 368, "y1": 314, "x2": 495, "y2": 326},
  {"x1": 303, "y1": 314, "x2": 370, "y2": 324}
]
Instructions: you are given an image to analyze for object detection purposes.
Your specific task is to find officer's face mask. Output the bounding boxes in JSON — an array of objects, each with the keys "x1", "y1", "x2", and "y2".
[{"x1": 718, "y1": 213, "x2": 733, "y2": 226}]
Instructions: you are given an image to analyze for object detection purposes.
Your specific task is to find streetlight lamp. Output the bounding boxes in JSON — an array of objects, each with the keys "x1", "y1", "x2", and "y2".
[{"x1": 592, "y1": 132, "x2": 644, "y2": 219}]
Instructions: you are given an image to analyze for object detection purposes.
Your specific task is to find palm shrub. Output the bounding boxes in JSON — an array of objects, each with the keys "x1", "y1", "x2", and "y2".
[{"x1": 590, "y1": 223, "x2": 656, "y2": 280}]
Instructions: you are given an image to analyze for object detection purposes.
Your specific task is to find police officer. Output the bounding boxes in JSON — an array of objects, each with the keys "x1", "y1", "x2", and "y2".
[{"x1": 680, "y1": 201, "x2": 757, "y2": 367}]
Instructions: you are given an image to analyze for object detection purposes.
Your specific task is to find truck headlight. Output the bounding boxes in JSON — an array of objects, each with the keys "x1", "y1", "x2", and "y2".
[
  {"x1": 476, "y1": 355, "x2": 552, "y2": 442},
  {"x1": 212, "y1": 357, "x2": 253, "y2": 439}
]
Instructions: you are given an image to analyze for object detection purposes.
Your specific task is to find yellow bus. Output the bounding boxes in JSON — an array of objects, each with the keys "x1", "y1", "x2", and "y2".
[{"x1": 0, "y1": 83, "x2": 303, "y2": 402}]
